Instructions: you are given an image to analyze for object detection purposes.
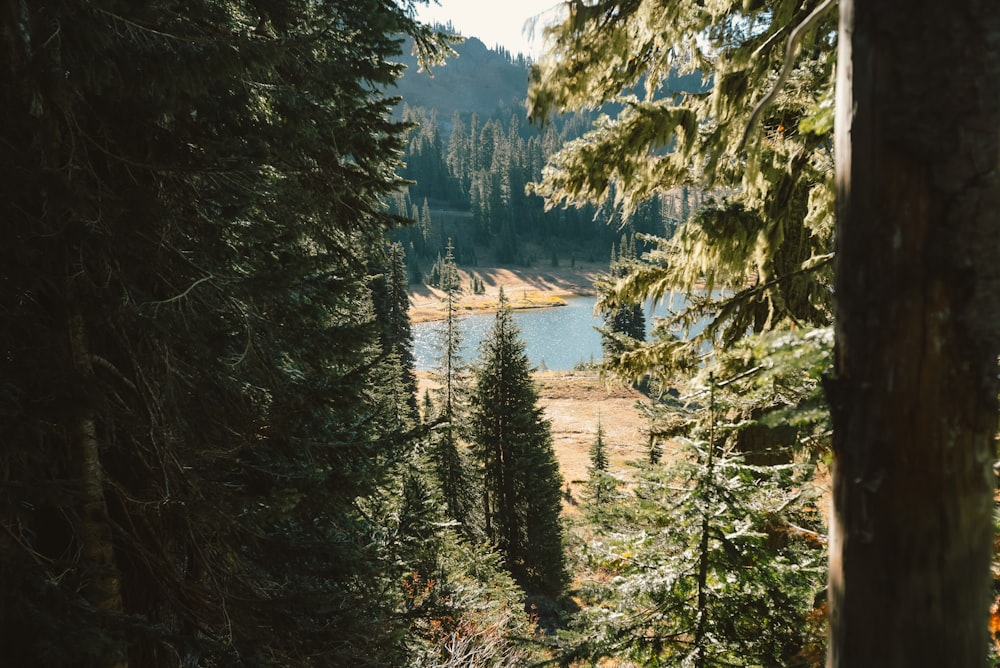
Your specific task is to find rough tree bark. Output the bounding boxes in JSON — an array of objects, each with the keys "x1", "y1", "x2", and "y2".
[
  {"x1": 829, "y1": 1, "x2": 1000, "y2": 665},
  {"x1": 68, "y1": 292, "x2": 128, "y2": 668}
]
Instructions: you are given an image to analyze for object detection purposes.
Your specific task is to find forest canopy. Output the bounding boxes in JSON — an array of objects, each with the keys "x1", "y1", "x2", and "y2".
[{"x1": 4, "y1": 1, "x2": 999, "y2": 666}]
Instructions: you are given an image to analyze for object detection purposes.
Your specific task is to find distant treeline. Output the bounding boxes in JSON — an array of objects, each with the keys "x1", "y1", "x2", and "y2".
[{"x1": 387, "y1": 103, "x2": 703, "y2": 277}]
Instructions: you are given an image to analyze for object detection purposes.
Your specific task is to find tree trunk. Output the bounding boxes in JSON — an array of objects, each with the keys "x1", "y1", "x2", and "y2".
[
  {"x1": 828, "y1": 1, "x2": 1000, "y2": 665},
  {"x1": 693, "y1": 379, "x2": 717, "y2": 668},
  {"x1": 68, "y1": 303, "x2": 128, "y2": 668}
]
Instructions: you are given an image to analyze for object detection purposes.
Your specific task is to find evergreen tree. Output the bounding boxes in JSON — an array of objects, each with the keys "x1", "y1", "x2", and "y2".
[
  {"x1": 428, "y1": 241, "x2": 475, "y2": 530},
  {"x1": 586, "y1": 418, "x2": 617, "y2": 507},
  {"x1": 530, "y1": 2, "x2": 1000, "y2": 661},
  {"x1": 565, "y1": 441, "x2": 825, "y2": 667},
  {"x1": 446, "y1": 111, "x2": 471, "y2": 198},
  {"x1": 589, "y1": 418, "x2": 610, "y2": 472},
  {"x1": 395, "y1": 89, "x2": 629, "y2": 267},
  {"x1": 562, "y1": 360, "x2": 827, "y2": 667},
  {"x1": 386, "y1": 449, "x2": 545, "y2": 667},
  {"x1": 599, "y1": 232, "x2": 647, "y2": 365},
  {"x1": 421, "y1": 197, "x2": 436, "y2": 248},
  {"x1": 370, "y1": 240, "x2": 418, "y2": 417},
  {"x1": 0, "y1": 3, "x2": 449, "y2": 666},
  {"x1": 397, "y1": 464, "x2": 445, "y2": 581},
  {"x1": 529, "y1": 0, "x2": 836, "y2": 374},
  {"x1": 427, "y1": 240, "x2": 462, "y2": 291},
  {"x1": 470, "y1": 289, "x2": 567, "y2": 595},
  {"x1": 421, "y1": 388, "x2": 435, "y2": 424},
  {"x1": 402, "y1": 529, "x2": 546, "y2": 667}
]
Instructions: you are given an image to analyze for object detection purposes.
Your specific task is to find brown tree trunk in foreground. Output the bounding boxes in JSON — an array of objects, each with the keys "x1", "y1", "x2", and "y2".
[
  {"x1": 828, "y1": 1, "x2": 1000, "y2": 666},
  {"x1": 68, "y1": 302, "x2": 128, "y2": 668}
]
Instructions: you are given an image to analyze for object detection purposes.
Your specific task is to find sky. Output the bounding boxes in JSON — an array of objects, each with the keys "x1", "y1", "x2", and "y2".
[{"x1": 415, "y1": 1, "x2": 562, "y2": 58}]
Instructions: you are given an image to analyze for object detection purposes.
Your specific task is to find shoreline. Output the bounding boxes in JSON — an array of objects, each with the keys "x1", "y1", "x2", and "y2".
[{"x1": 407, "y1": 262, "x2": 604, "y2": 323}]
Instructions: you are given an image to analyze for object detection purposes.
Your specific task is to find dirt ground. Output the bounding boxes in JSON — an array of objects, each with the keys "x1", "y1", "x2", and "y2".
[
  {"x1": 410, "y1": 264, "x2": 655, "y2": 511},
  {"x1": 417, "y1": 370, "x2": 651, "y2": 513},
  {"x1": 408, "y1": 262, "x2": 606, "y2": 323},
  {"x1": 535, "y1": 372, "x2": 650, "y2": 510}
]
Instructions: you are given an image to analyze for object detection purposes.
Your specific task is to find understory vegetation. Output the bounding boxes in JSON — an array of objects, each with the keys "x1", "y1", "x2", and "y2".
[{"x1": 4, "y1": 1, "x2": 999, "y2": 666}]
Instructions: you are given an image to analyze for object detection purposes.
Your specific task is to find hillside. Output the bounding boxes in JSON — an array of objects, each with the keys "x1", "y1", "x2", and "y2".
[
  {"x1": 394, "y1": 35, "x2": 530, "y2": 122},
  {"x1": 388, "y1": 30, "x2": 707, "y2": 273},
  {"x1": 393, "y1": 30, "x2": 705, "y2": 131},
  {"x1": 408, "y1": 260, "x2": 605, "y2": 323}
]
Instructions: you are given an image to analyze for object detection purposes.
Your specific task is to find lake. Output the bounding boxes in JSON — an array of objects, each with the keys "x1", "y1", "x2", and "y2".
[
  {"x1": 413, "y1": 296, "x2": 666, "y2": 371},
  {"x1": 412, "y1": 296, "x2": 606, "y2": 371},
  {"x1": 411, "y1": 290, "x2": 717, "y2": 372}
]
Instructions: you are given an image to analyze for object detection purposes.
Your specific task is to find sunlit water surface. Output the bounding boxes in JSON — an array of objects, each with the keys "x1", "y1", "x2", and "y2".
[
  {"x1": 412, "y1": 289, "x2": 715, "y2": 372},
  {"x1": 413, "y1": 296, "x2": 615, "y2": 372}
]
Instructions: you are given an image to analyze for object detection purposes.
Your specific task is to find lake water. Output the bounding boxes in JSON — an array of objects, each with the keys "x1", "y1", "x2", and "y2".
[
  {"x1": 413, "y1": 296, "x2": 604, "y2": 371},
  {"x1": 412, "y1": 292, "x2": 715, "y2": 372},
  {"x1": 413, "y1": 296, "x2": 630, "y2": 372}
]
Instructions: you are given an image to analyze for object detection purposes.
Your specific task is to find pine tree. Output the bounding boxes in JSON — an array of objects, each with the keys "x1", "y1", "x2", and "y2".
[
  {"x1": 529, "y1": 0, "x2": 836, "y2": 374},
  {"x1": 589, "y1": 418, "x2": 610, "y2": 472},
  {"x1": 563, "y1": 364, "x2": 827, "y2": 667},
  {"x1": 421, "y1": 197, "x2": 435, "y2": 248},
  {"x1": 586, "y1": 418, "x2": 617, "y2": 507},
  {"x1": 472, "y1": 274, "x2": 486, "y2": 295},
  {"x1": 599, "y1": 232, "x2": 647, "y2": 365},
  {"x1": 397, "y1": 464, "x2": 445, "y2": 581},
  {"x1": 0, "y1": 2, "x2": 450, "y2": 665},
  {"x1": 470, "y1": 289, "x2": 567, "y2": 595},
  {"x1": 428, "y1": 241, "x2": 475, "y2": 530},
  {"x1": 531, "y1": 3, "x2": 1000, "y2": 661},
  {"x1": 446, "y1": 111, "x2": 470, "y2": 198},
  {"x1": 370, "y1": 240, "x2": 418, "y2": 416},
  {"x1": 388, "y1": 449, "x2": 546, "y2": 667},
  {"x1": 421, "y1": 388, "x2": 435, "y2": 424}
]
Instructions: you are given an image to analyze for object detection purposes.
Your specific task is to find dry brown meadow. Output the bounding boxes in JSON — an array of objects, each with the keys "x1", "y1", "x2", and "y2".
[{"x1": 410, "y1": 264, "x2": 653, "y2": 511}]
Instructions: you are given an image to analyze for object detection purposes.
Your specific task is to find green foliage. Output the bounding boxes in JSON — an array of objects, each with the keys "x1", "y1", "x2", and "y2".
[
  {"x1": 599, "y1": 231, "x2": 648, "y2": 363},
  {"x1": 426, "y1": 240, "x2": 478, "y2": 532},
  {"x1": 390, "y1": 97, "x2": 681, "y2": 268},
  {"x1": 559, "y1": 319, "x2": 833, "y2": 665},
  {"x1": 374, "y1": 454, "x2": 545, "y2": 667},
  {"x1": 470, "y1": 274, "x2": 487, "y2": 295},
  {"x1": 0, "y1": 2, "x2": 452, "y2": 665},
  {"x1": 471, "y1": 290, "x2": 568, "y2": 595},
  {"x1": 589, "y1": 419, "x2": 610, "y2": 473},
  {"x1": 562, "y1": 419, "x2": 827, "y2": 666},
  {"x1": 397, "y1": 462, "x2": 448, "y2": 580},
  {"x1": 530, "y1": 0, "x2": 837, "y2": 374},
  {"x1": 403, "y1": 532, "x2": 546, "y2": 667},
  {"x1": 428, "y1": 240, "x2": 463, "y2": 291},
  {"x1": 371, "y1": 240, "x2": 419, "y2": 419},
  {"x1": 586, "y1": 418, "x2": 619, "y2": 508}
]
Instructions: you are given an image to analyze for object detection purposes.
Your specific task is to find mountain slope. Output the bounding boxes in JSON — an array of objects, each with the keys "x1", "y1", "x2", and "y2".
[{"x1": 393, "y1": 35, "x2": 530, "y2": 120}]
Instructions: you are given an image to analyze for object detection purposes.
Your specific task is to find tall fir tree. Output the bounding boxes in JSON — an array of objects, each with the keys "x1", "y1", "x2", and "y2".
[
  {"x1": 370, "y1": 239, "x2": 419, "y2": 416},
  {"x1": 529, "y1": 0, "x2": 836, "y2": 375},
  {"x1": 589, "y1": 417, "x2": 610, "y2": 473},
  {"x1": 562, "y1": 355, "x2": 828, "y2": 667},
  {"x1": 470, "y1": 289, "x2": 567, "y2": 595},
  {"x1": 0, "y1": 2, "x2": 450, "y2": 666},
  {"x1": 428, "y1": 240, "x2": 475, "y2": 531}
]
